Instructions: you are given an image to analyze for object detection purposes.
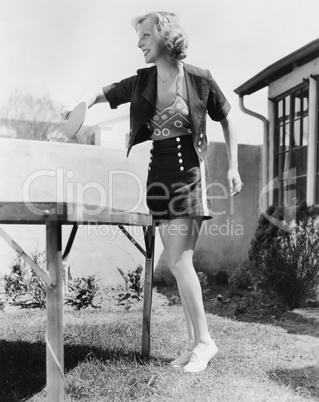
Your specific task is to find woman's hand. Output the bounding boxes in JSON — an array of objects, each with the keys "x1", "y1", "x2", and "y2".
[
  {"x1": 227, "y1": 168, "x2": 243, "y2": 196},
  {"x1": 60, "y1": 104, "x2": 74, "y2": 120},
  {"x1": 60, "y1": 89, "x2": 108, "y2": 121},
  {"x1": 61, "y1": 89, "x2": 109, "y2": 121}
]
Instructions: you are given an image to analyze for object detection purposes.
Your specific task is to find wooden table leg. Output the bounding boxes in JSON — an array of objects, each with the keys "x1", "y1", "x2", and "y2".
[
  {"x1": 142, "y1": 224, "x2": 155, "y2": 357},
  {"x1": 46, "y1": 222, "x2": 64, "y2": 402}
]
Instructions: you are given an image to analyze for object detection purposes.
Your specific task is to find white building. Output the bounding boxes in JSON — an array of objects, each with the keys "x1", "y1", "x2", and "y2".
[
  {"x1": 93, "y1": 115, "x2": 129, "y2": 150},
  {"x1": 235, "y1": 38, "x2": 319, "y2": 210}
]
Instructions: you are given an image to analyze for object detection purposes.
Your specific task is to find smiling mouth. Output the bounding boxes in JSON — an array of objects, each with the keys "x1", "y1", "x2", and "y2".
[{"x1": 143, "y1": 50, "x2": 150, "y2": 56}]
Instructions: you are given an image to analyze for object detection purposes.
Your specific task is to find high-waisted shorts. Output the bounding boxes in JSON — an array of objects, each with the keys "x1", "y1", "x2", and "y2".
[{"x1": 146, "y1": 135, "x2": 212, "y2": 222}]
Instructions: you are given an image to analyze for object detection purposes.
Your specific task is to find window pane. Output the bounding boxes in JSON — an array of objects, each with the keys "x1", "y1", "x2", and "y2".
[
  {"x1": 274, "y1": 126, "x2": 279, "y2": 153},
  {"x1": 285, "y1": 96, "x2": 290, "y2": 120},
  {"x1": 279, "y1": 152, "x2": 289, "y2": 177},
  {"x1": 278, "y1": 125, "x2": 283, "y2": 151},
  {"x1": 273, "y1": 187, "x2": 279, "y2": 206},
  {"x1": 277, "y1": 125, "x2": 288, "y2": 152},
  {"x1": 284, "y1": 123, "x2": 290, "y2": 149},
  {"x1": 277, "y1": 100, "x2": 283, "y2": 119},
  {"x1": 296, "y1": 176, "x2": 307, "y2": 203},
  {"x1": 302, "y1": 116, "x2": 309, "y2": 146},
  {"x1": 294, "y1": 94, "x2": 301, "y2": 119},
  {"x1": 283, "y1": 180, "x2": 296, "y2": 206},
  {"x1": 303, "y1": 93, "x2": 309, "y2": 115},
  {"x1": 291, "y1": 147, "x2": 307, "y2": 176},
  {"x1": 283, "y1": 176, "x2": 307, "y2": 206},
  {"x1": 274, "y1": 154, "x2": 279, "y2": 177},
  {"x1": 293, "y1": 119, "x2": 301, "y2": 147}
]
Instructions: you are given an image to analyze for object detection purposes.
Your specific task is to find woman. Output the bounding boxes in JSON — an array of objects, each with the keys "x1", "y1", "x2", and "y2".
[{"x1": 61, "y1": 11, "x2": 242, "y2": 373}]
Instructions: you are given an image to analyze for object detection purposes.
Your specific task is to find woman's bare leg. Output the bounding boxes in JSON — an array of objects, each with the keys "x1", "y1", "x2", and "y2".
[
  {"x1": 159, "y1": 220, "x2": 195, "y2": 347},
  {"x1": 158, "y1": 218, "x2": 213, "y2": 350}
]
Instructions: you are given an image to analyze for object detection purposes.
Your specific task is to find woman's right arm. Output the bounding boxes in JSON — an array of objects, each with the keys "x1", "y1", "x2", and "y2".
[
  {"x1": 60, "y1": 85, "x2": 112, "y2": 120},
  {"x1": 61, "y1": 72, "x2": 138, "y2": 119}
]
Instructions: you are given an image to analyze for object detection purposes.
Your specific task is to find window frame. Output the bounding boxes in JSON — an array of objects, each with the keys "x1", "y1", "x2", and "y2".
[{"x1": 273, "y1": 81, "x2": 309, "y2": 206}]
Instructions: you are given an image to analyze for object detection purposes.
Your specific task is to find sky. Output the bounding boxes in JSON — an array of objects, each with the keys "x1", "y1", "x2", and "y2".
[{"x1": 1, "y1": 0, "x2": 319, "y2": 145}]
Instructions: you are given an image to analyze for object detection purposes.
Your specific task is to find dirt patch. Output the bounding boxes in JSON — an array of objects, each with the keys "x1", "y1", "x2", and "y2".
[{"x1": 156, "y1": 283, "x2": 319, "y2": 338}]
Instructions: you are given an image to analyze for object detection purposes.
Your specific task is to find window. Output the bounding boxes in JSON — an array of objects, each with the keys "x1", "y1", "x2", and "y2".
[
  {"x1": 273, "y1": 82, "x2": 309, "y2": 206},
  {"x1": 89, "y1": 132, "x2": 95, "y2": 145}
]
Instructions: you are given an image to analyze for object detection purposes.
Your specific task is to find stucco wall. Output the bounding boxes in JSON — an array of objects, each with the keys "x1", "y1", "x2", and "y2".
[
  {"x1": 0, "y1": 139, "x2": 261, "y2": 287},
  {"x1": 153, "y1": 141, "x2": 261, "y2": 284}
]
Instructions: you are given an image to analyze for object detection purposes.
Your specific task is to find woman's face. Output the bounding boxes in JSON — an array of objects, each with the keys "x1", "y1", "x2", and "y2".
[{"x1": 137, "y1": 19, "x2": 166, "y2": 64}]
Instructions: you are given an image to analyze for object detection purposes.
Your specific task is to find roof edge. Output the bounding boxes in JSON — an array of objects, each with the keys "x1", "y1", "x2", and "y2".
[{"x1": 234, "y1": 38, "x2": 319, "y2": 96}]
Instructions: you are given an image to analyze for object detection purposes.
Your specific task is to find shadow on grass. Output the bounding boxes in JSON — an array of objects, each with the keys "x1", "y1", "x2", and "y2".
[
  {"x1": 0, "y1": 339, "x2": 154, "y2": 402},
  {"x1": 268, "y1": 365, "x2": 319, "y2": 400}
]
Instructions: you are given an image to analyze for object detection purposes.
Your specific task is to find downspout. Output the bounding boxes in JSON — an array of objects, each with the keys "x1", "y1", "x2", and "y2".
[{"x1": 238, "y1": 96, "x2": 269, "y2": 212}]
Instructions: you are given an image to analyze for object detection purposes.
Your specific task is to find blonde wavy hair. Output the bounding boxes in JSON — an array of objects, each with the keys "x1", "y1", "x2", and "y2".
[{"x1": 132, "y1": 11, "x2": 188, "y2": 60}]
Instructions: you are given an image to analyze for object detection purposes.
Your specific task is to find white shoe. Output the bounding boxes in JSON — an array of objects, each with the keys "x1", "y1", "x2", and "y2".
[
  {"x1": 170, "y1": 347, "x2": 193, "y2": 368},
  {"x1": 183, "y1": 341, "x2": 218, "y2": 373}
]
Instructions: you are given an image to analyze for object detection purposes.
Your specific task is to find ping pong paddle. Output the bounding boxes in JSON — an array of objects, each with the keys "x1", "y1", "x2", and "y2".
[{"x1": 64, "y1": 101, "x2": 87, "y2": 138}]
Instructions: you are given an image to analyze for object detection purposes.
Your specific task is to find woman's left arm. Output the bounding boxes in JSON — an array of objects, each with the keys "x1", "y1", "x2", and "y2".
[{"x1": 220, "y1": 115, "x2": 243, "y2": 196}]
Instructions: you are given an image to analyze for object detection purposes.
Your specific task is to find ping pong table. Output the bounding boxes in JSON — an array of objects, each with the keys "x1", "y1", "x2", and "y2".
[{"x1": 0, "y1": 201, "x2": 155, "y2": 402}]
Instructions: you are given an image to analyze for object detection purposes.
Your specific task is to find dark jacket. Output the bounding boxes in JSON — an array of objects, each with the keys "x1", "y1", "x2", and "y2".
[{"x1": 103, "y1": 62, "x2": 230, "y2": 160}]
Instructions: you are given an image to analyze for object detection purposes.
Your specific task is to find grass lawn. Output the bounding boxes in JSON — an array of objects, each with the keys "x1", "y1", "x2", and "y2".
[{"x1": 0, "y1": 288, "x2": 319, "y2": 402}]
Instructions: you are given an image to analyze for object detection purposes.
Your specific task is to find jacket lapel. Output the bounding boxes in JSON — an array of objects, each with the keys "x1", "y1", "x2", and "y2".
[
  {"x1": 183, "y1": 63, "x2": 210, "y2": 132},
  {"x1": 141, "y1": 66, "x2": 157, "y2": 107}
]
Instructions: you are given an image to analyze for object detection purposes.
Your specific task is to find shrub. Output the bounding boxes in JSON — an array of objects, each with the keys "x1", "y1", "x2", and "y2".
[
  {"x1": 117, "y1": 265, "x2": 143, "y2": 295},
  {"x1": 262, "y1": 218, "x2": 319, "y2": 308},
  {"x1": 3, "y1": 256, "x2": 28, "y2": 297},
  {"x1": 197, "y1": 271, "x2": 208, "y2": 288},
  {"x1": 249, "y1": 202, "x2": 319, "y2": 309},
  {"x1": 3, "y1": 250, "x2": 46, "y2": 308},
  {"x1": 2, "y1": 251, "x2": 102, "y2": 310},
  {"x1": 215, "y1": 270, "x2": 229, "y2": 285},
  {"x1": 28, "y1": 250, "x2": 46, "y2": 308},
  {"x1": 228, "y1": 261, "x2": 253, "y2": 292},
  {"x1": 249, "y1": 202, "x2": 319, "y2": 283},
  {"x1": 116, "y1": 265, "x2": 144, "y2": 308},
  {"x1": 65, "y1": 275, "x2": 101, "y2": 310},
  {"x1": 127, "y1": 264, "x2": 143, "y2": 296},
  {"x1": 28, "y1": 274, "x2": 46, "y2": 309},
  {"x1": 248, "y1": 205, "x2": 284, "y2": 284}
]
